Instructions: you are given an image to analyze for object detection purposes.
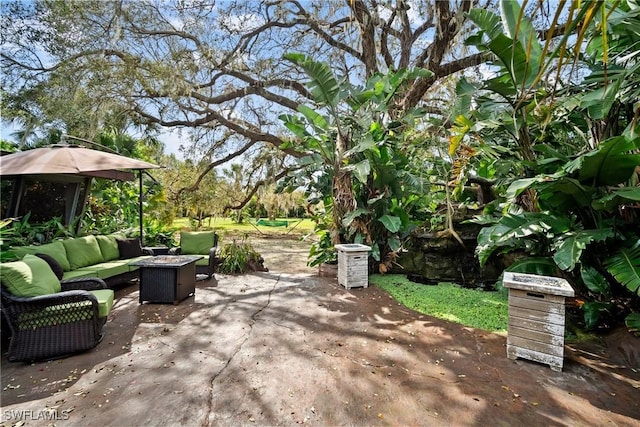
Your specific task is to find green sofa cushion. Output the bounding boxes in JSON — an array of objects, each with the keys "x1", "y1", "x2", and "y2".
[
  {"x1": 62, "y1": 269, "x2": 100, "y2": 281},
  {"x1": 96, "y1": 235, "x2": 120, "y2": 261},
  {"x1": 12, "y1": 241, "x2": 71, "y2": 272},
  {"x1": 181, "y1": 231, "x2": 216, "y2": 255},
  {"x1": 1, "y1": 254, "x2": 61, "y2": 297},
  {"x1": 63, "y1": 236, "x2": 104, "y2": 270},
  {"x1": 60, "y1": 257, "x2": 151, "y2": 281},
  {"x1": 90, "y1": 261, "x2": 132, "y2": 280},
  {"x1": 89, "y1": 289, "x2": 114, "y2": 318}
]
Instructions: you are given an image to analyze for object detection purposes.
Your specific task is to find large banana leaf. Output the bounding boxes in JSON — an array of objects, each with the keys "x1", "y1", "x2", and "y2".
[
  {"x1": 581, "y1": 266, "x2": 610, "y2": 295},
  {"x1": 579, "y1": 71, "x2": 624, "y2": 120},
  {"x1": 552, "y1": 229, "x2": 613, "y2": 271},
  {"x1": 342, "y1": 208, "x2": 368, "y2": 229},
  {"x1": 468, "y1": 2, "x2": 541, "y2": 93},
  {"x1": 284, "y1": 53, "x2": 340, "y2": 107},
  {"x1": 278, "y1": 114, "x2": 312, "y2": 139},
  {"x1": 506, "y1": 176, "x2": 591, "y2": 212},
  {"x1": 343, "y1": 159, "x2": 371, "y2": 184},
  {"x1": 476, "y1": 212, "x2": 572, "y2": 266},
  {"x1": 604, "y1": 246, "x2": 640, "y2": 295},
  {"x1": 592, "y1": 187, "x2": 640, "y2": 211},
  {"x1": 626, "y1": 313, "x2": 640, "y2": 333},
  {"x1": 564, "y1": 135, "x2": 640, "y2": 186},
  {"x1": 500, "y1": 0, "x2": 543, "y2": 81},
  {"x1": 378, "y1": 215, "x2": 401, "y2": 233},
  {"x1": 297, "y1": 104, "x2": 329, "y2": 131},
  {"x1": 537, "y1": 178, "x2": 591, "y2": 211},
  {"x1": 583, "y1": 301, "x2": 614, "y2": 330}
]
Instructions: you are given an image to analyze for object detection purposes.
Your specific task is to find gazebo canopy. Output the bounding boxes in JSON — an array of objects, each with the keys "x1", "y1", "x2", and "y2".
[
  {"x1": 0, "y1": 144, "x2": 161, "y2": 241},
  {"x1": 0, "y1": 144, "x2": 159, "y2": 180}
]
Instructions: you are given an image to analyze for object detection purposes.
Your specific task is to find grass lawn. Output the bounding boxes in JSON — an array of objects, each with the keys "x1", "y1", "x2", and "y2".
[
  {"x1": 171, "y1": 217, "x2": 315, "y2": 236},
  {"x1": 369, "y1": 274, "x2": 509, "y2": 333}
]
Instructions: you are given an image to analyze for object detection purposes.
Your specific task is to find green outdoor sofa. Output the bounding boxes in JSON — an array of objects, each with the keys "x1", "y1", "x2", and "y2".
[{"x1": 9, "y1": 234, "x2": 153, "y2": 288}]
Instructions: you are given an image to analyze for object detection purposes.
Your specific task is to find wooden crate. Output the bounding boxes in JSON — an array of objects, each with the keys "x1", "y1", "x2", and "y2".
[
  {"x1": 335, "y1": 244, "x2": 371, "y2": 289},
  {"x1": 503, "y1": 272, "x2": 575, "y2": 372}
]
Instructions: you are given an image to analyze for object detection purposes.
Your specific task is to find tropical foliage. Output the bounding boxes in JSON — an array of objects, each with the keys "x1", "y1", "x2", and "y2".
[
  {"x1": 458, "y1": 0, "x2": 640, "y2": 330},
  {"x1": 280, "y1": 54, "x2": 428, "y2": 269}
]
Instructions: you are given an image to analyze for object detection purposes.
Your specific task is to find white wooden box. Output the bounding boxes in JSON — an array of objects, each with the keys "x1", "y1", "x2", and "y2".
[
  {"x1": 503, "y1": 272, "x2": 575, "y2": 372},
  {"x1": 335, "y1": 244, "x2": 371, "y2": 289}
]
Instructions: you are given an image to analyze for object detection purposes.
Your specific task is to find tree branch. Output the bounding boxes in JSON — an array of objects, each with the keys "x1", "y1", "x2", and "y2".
[{"x1": 223, "y1": 166, "x2": 302, "y2": 211}]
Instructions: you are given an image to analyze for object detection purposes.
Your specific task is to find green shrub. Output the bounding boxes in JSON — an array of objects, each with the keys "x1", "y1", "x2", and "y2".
[{"x1": 218, "y1": 237, "x2": 263, "y2": 274}]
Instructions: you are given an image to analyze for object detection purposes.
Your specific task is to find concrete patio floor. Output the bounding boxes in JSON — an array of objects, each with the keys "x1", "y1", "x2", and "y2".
[{"x1": 1, "y1": 236, "x2": 639, "y2": 426}]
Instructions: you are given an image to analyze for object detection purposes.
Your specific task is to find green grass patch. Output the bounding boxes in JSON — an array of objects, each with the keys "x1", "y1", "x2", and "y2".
[
  {"x1": 171, "y1": 217, "x2": 315, "y2": 236},
  {"x1": 370, "y1": 274, "x2": 509, "y2": 333}
]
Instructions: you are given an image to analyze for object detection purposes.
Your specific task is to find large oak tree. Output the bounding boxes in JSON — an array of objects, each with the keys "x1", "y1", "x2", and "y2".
[{"x1": 2, "y1": 1, "x2": 493, "y2": 177}]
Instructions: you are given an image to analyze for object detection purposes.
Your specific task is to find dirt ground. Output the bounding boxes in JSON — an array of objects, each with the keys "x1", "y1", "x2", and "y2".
[{"x1": 1, "y1": 235, "x2": 639, "y2": 426}]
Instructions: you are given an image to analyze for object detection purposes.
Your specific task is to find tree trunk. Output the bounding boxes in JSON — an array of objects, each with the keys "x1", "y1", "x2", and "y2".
[{"x1": 331, "y1": 169, "x2": 356, "y2": 244}]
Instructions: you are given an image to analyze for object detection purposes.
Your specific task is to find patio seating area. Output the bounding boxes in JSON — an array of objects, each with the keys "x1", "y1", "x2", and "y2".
[
  {"x1": 1, "y1": 237, "x2": 638, "y2": 426},
  {"x1": 0, "y1": 231, "x2": 219, "y2": 362}
]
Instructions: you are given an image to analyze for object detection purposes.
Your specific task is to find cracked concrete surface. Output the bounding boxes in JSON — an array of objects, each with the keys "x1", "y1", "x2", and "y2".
[{"x1": 1, "y1": 236, "x2": 639, "y2": 426}]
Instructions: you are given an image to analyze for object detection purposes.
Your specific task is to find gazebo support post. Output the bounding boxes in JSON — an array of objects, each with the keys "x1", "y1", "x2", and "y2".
[
  {"x1": 7, "y1": 176, "x2": 24, "y2": 218},
  {"x1": 64, "y1": 181, "x2": 82, "y2": 227},
  {"x1": 74, "y1": 177, "x2": 93, "y2": 235},
  {"x1": 139, "y1": 170, "x2": 144, "y2": 246}
]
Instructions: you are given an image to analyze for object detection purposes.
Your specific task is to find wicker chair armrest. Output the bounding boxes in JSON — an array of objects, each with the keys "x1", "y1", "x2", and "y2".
[
  {"x1": 168, "y1": 247, "x2": 181, "y2": 255},
  {"x1": 2, "y1": 290, "x2": 100, "y2": 324},
  {"x1": 142, "y1": 247, "x2": 154, "y2": 256},
  {"x1": 61, "y1": 277, "x2": 108, "y2": 292},
  {"x1": 4, "y1": 289, "x2": 97, "y2": 305}
]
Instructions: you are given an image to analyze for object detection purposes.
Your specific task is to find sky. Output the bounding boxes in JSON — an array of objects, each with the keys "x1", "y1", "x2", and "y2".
[{"x1": 1, "y1": 120, "x2": 184, "y2": 160}]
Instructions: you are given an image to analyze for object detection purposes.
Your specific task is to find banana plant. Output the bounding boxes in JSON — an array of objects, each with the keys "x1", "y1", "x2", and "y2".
[
  {"x1": 474, "y1": 131, "x2": 640, "y2": 329},
  {"x1": 465, "y1": 0, "x2": 640, "y2": 331},
  {"x1": 280, "y1": 53, "x2": 430, "y2": 270}
]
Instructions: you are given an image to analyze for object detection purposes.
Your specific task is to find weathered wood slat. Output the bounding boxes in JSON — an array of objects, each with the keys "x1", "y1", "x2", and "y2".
[
  {"x1": 509, "y1": 295, "x2": 566, "y2": 315},
  {"x1": 507, "y1": 324, "x2": 565, "y2": 346},
  {"x1": 507, "y1": 335, "x2": 564, "y2": 357},
  {"x1": 509, "y1": 288, "x2": 566, "y2": 303},
  {"x1": 507, "y1": 317, "x2": 565, "y2": 336},
  {"x1": 508, "y1": 306, "x2": 566, "y2": 326}
]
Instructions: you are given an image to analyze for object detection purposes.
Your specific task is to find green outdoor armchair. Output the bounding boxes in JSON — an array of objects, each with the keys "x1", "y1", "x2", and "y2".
[
  {"x1": 0, "y1": 254, "x2": 114, "y2": 362},
  {"x1": 168, "y1": 231, "x2": 218, "y2": 279}
]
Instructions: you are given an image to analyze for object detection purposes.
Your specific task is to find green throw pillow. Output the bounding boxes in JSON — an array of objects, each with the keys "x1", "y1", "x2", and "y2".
[
  {"x1": 181, "y1": 231, "x2": 216, "y2": 255},
  {"x1": 1, "y1": 254, "x2": 61, "y2": 297},
  {"x1": 11, "y1": 241, "x2": 71, "y2": 272},
  {"x1": 96, "y1": 235, "x2": 120, "y2": 261},
  {"x1": 63, "y1": 236, "x2": 104, "y2": 270}
]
